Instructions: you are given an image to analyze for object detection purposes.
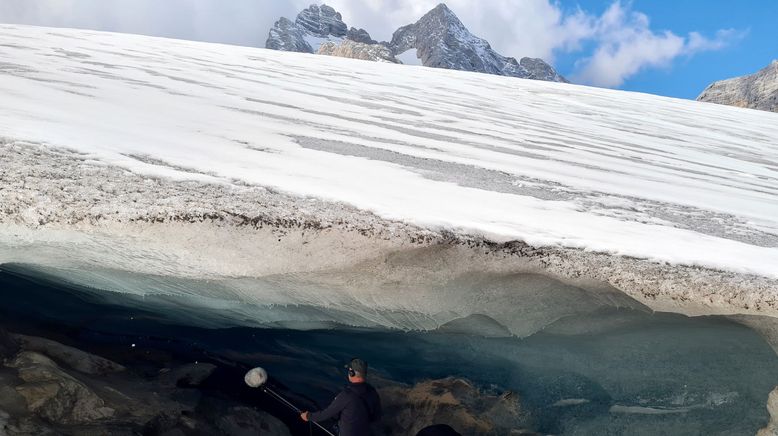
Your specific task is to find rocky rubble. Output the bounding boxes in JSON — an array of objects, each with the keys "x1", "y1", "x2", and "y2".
[
  {"x1": 8, "y1": 351, "x2": 115, "y2": 425},
  {"x1": 318, "y1": 40, "x2": 399, "y2": 63},
  {"x1": 376, "y1": 377, "x2": 535, "y2": 435},
  {"x1": 0, "y1": 327, "x2": 542, "y2": 436},
  {"x1": 0, "y1": 332, "x2": 291, "y2": 436}
]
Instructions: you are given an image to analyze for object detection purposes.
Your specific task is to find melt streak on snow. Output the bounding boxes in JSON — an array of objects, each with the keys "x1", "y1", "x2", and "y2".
[{"x1": 1, "y1": 25, "x2": 778, "y2": 279}]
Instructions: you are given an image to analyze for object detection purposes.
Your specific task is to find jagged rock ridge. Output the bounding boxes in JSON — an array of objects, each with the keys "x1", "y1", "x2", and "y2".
[
  {"x1": 265, "y1": 17, "x2": 311, "y2": 53},
  {"x1": 294, "y1": 3, "x2": 347, "y2": 38},
  {"x1": 266, "y1": 4, "x2": 378, "y2": 55},
  {"x1": 697, "y1": 61, "x2": 778, "y2": 113},
  {"x1": 389, "y1": 3, "x2": 566, "y2": 82},
  {"x1": 266, "y1": 3, "x2": 566, "y2": 82}
]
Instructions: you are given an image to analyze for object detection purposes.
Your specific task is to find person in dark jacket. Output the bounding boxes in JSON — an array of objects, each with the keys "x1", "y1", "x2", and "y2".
[{"x1": 300, "y1": 358, "x2": 381, "y2": 436}]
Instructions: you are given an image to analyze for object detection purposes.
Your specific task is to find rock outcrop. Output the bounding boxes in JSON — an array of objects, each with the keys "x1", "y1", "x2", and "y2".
[
  {"x1": 9, "y1": 351, "x2": 115, "y2": 424},
  {"x1": 697, "y1": 61, "x2": 778, "y2": 113},
  {"x1": 347, "y1": 27, "x2": 377, "y2": 45},
  {"x1": 376, "y1": 377, "x2": 534, "y2": 435},
  {"x1": 12, "y1": 334, "x2": 125, "y2": 375},
  {"x1": 0, "y1": 333, "x2": 292, "y2": 435},
  {"x1": 265, "y1": 17, "x2": 312, "y2": 53},
  {"x1": 758, "y1": 387, "x2": 778, "y2": 436},
  {"x1": 294, "y1": 4, "x2": 347, "y2": 38},
  {"x1": 388, "y1": 4, "x2": 567, "y2": 82},
  {"x1": 266, "y1": 3, "x2": 566, "y2": 82},
  {"x1": 266, "y1": 4, "x2": 372, "y2": 54},
  {"x1": 318, "y1": 40, "x2": 399, "y2": 63}
]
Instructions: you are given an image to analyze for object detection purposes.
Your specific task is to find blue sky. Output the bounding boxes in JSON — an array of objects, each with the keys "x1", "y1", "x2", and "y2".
[
  {"x1": 554, "y1": 0, "x2": 778, "y2": 98},
  {"x1": 0, "y1": 0, "x2": 774, "y2": 100}
]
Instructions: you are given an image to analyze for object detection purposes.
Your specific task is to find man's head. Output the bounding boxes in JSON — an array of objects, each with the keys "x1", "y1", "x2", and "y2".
[{"x1": 345, "y1": 358, "x2": 368, "y2": 382}]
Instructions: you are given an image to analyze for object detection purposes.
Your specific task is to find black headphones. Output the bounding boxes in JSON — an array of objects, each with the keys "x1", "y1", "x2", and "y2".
[{"x1": 347, "y1": 357, "x2": 360, "y2": 377}]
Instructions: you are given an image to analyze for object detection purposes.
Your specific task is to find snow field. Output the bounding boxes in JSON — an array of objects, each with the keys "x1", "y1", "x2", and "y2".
[{"x1": 0, "y1": 25, "x2": 777, "y2": 279}]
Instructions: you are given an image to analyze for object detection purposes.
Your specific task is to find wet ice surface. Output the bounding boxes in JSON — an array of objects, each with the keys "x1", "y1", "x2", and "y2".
[
  {"x1": 1, "y1": 266, "x2": 775, "y2": 435},
  {"x1": 1, "y1": 25, "x2": 778, "y2": 277}
]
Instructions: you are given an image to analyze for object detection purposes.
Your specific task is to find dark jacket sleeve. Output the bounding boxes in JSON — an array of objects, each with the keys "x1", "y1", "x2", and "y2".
[
  {"x1": 370, "y1": 388, "x2": 382, "y2": 422},
  {"x1": 310, "y1": 392, "x2": 349, "y2": 422}
]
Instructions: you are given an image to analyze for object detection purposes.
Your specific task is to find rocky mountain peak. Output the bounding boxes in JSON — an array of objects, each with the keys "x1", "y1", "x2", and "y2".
[
  {"x1": 423, "y1": 3, "x2": 470, "y2": 37},
  {"x1": 697, "y1": 61, "x2": 778, "y2": 113},
  {"x1": 294, "y1": 4, "x2": 347, "y2": 38},
  {"x1": 428, "y1": 3, "x2": 455, "y2": 17},
  {"x1": 266, "y1": 3, "x2": 375, "y2": 54},
  {"x1": 388, "y1": 3, "x2": 567, "y2": 82},
  {"x1": 265, "y1": 17, "x2": 312, "y2": 53},
  {"x1": 266, "y1": 3, "x2": 566, "y2": 83}
]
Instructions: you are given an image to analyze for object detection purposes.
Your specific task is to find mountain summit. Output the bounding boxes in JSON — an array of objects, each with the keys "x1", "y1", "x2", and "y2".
[
  {"x1": 266, "y1": 3, "x2": 566, "y2": 82},
  {"x1": 389, "y1": 4, "x2": 566, "y2": 82},
  {"x1": 266, "y1": 4, "x2": 376, "y2": 54},
  {"x1": 697, "y1": 61, "x2": 778, "y2": 113},
  {"x1": 293, "y1": 3, "x2": 348, "y2": 38}
]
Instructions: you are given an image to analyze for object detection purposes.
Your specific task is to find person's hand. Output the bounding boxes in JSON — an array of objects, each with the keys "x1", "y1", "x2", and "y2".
[{"x1": 300, "y1": 411, "x2": 310, "y2": 422}]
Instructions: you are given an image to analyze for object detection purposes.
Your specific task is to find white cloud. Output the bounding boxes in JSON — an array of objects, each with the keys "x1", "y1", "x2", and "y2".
[
  {"x1": 687, "y1": 28, "x2": 745, "y2": 52},
  {"x1": 571, "y1": 2, "x2": 743, "y2": 87}
]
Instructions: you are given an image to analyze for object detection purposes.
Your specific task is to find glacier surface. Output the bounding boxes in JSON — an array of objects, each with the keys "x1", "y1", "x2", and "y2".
[
  {"x1": 0, "y1": 25, "x2": 777, "y2": 333},
  {"x1": 0, "y1": 25, "x2": 776, "y2": 277}
]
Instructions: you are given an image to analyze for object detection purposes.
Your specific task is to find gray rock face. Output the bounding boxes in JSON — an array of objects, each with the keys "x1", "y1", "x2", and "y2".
[
  {"x1": 347, "y1": 27, "x2": 377, "y2": 45},
  {"x1": 388, "y1": 4, "x2": 567, "y2": 82},
  {"x1": 520, "y1": 57, "x2": 568, "y2": 82},
  {"x1": 9, "y1": 351, "x2": 115, "y2": 424},
  {"x1": 318, "y1": 40, "x2": 399, "y2": 63},
  {"x1": 294, "y1": 4, "x2": 347, "y2": 38},
  {"x1": 266, "y1": 4, "x2": 373, "y2": 54},
  {"x1": 697, "y1": 61, "x2": 778, "y2": 113},
  {"x1": 13, "y1": 334, "x2": 125, "y2": 376},
  {"x1": 265, "y1": 17, "x2": 312, "y2": 53}
]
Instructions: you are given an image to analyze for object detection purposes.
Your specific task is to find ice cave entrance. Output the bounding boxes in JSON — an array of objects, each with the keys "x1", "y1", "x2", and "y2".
[{"x1": 0, "y1": 264, "x2": 776, "y2": 434}]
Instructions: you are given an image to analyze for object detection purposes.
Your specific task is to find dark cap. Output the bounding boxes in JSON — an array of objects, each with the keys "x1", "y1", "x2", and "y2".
[{"x1": 345, "y1": 358, "x2": 368, "y2": 376}]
